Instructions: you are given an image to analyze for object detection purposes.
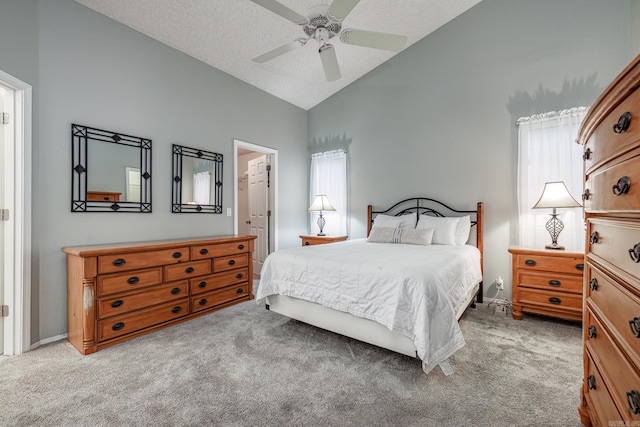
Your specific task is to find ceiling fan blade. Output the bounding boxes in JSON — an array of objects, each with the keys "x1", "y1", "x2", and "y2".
[
  {"x1": 340, "y1": 29, "x2": 407, "y2": 52},
  {"x1": 328, "y1": 0, "x2": 361, "y2": 21},
  {"x1": 319, "y1": 44, "x2": 341, "y2": 82},
  {"x1": 250, "y1": 0, "x2": 308, "y2": 25},
  {"x1": 252, "y1": 39, "x2": 306, "y2": 63}
]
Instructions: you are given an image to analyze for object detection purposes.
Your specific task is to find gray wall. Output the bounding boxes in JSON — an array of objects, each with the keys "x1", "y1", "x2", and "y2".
[
  {"x1": 1, "y1": 0, "x2": 308, "y2": 343},
  {"x1": 633, "y1": 0, "x2": 640, "y2": 56},
  {"x1": 308, "y1": 0, "x2": 632, "y2": 299}
]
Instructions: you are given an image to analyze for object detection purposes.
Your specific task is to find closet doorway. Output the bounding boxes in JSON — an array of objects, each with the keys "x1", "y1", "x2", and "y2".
[
  {"x1": 233, "y1": 140, "x2": 277, "y2": 278},
  {"x1": 0, "y1": 69, "x2": 32, "y2": 355}
]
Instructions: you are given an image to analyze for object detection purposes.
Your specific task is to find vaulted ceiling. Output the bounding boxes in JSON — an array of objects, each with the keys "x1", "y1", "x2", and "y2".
[{"x1": 74, "y1": 0, "x2": 481, "y2": 110}]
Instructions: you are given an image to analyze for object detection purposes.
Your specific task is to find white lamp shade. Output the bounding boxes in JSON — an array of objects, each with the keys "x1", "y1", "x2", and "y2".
[
  {"x1": 308, "y1": 195, "x2": 336, "y2": 212},
  {"x1": 532, "y1": 181, "x2": 582, "y2": 209}
]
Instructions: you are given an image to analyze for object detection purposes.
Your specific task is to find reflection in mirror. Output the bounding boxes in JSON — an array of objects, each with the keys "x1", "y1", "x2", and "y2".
[
  {"x1": 71, "y1": 124, "x2": 151, "y2": 212},
  {"x1": 172, "y1": 144, "x2": 223, "y2": 213}
]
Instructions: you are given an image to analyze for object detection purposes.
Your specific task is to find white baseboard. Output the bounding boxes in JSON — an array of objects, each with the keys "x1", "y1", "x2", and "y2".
[{"x1": 30, "y1": 333, "x2": 67, "y2": 351}]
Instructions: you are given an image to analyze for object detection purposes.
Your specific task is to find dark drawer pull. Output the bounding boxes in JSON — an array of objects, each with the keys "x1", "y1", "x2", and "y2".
[
  {"x1": 238, "y1": 244, "x2": 245, "y2": 250},
  {"x1": 200, "y1": 248, "x2": 208, "y2": 255},
  {"x1": 111, "y1": 300, "x2": 124, "y2": 308},
  {"x1": 612, "y1": 176, "x2": 631, "y2": 196},
  {"x1": 228, "y1": 260, "x2": 236, "y2": 266},
  {"x1": 112, "y1": 258, "x2": 126, "y2": 266},
  {"x1": 630, "y1": 317, "x2": 640, "y2": 338},
  {"x1": 588, "y1": 325, "x2": 597, "y2": 339},
  {"x1": 236, "y1": 273, "x2": 243, "y2": 279},
  {"x1": 112, "y1": 322, "x2": 125, "y2": 331},
  {"x1": 171, "y1": 306, "x2": 182, "y2": 314},
  {"x1": 524, "y1": 259, "x2": 536, "y2": 266},
  {"x1": 172, "y1": 252, "x2": 182, "y2": 259},
  {"x1": 582, "y1": 189, "x2": 590, "y2": 201},
  {"x1": 127, "y1": 276, "x2": 139, "y2": 285},
  {"x1": 589, "y1": 231, "x2": 599, "y2": 245},
  {"x1": 589, "y1": 278, "x2": 598, "y2": 291},
  {"x1": 613, "y1": 111, "x2": 631, "y2": 134},
  {"x1": 171, "y1": 287, "x2": 181, "y2": 295},
  {"x1": 236, "y1": 288, "x2": 243, "y2": 294},
  {"x1": 629, "y1": 243, "x2": 640, "y2": 263},
  {"x1": 549, "y1": 297, "x2": 561, "y2": 305},
  {"x1": 627, "y1": 390, "x2": 640, "y2": 414},
  {"x1": 185, "y1": 267, "x2": 195, "y2": 274},
  {"x1": 587, "y1": 375, "x2": 596, "y2": 390},
  {"x1": 198, "y1": 281, "x2": 207, "y2": 288},
  {"x1": 199, "y1": 298, "x2": 207, "y2": 306},
  {"x1": 548, "y1": 280, "x2": 561, "y2": 287},
  {"x1": 576, "y1": 263, "x2": 584, "y2": 271},
  {"x1": 582, "y1": 148, "x2": 592, "y2": 161},
  {"x1": 304, "y1": 241, "x2": 310, "y2": 246}
]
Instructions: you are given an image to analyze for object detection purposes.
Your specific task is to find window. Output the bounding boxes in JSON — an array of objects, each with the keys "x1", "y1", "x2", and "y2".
[
  {"x1": 309, "y1": 150, "x2": 347, "y2": 236},
  {"x1": 517, "y1": 107, "x2": 587, "y2": 251}
]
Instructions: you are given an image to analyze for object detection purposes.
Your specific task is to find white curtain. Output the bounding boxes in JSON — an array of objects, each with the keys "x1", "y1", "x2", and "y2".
[
  {"x1": 310, "y1": 150, "x2": 347, "y2": 236},
  {"x1": 193, "y1": 172, "x2": 210, "y2": 205},
  {"x1": 517, "y1": 107, "x2": 587, "y2": 251}
]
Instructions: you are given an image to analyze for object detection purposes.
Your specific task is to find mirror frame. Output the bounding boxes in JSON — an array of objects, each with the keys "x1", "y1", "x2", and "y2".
[
  {"x1": 71, "y1": 124, "x2": 152, "y2": 213},
  {"x1": 172, "y1": 144, "x2": 223, "y2": 213}
]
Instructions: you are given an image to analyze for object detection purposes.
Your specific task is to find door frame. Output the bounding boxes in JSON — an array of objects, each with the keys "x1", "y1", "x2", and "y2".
[
  {"x1": 0, "y1": 69, "x2": 32, "y2": 355},
  {"x1": 233, "y1": 139, "x2": 278, "y2": 253}
]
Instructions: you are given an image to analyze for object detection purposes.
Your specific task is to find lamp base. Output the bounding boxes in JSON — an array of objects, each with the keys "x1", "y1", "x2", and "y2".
[
  {"x1": 316, "y1": 232, "x2": 326, "y2": 236},
  {"x1": 545, "y1": 243, "x2": 565, "y2": 250}
]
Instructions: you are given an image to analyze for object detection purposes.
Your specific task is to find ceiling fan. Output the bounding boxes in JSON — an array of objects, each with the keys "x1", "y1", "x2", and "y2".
[{"x1": 250, "y1": 0, "x2": 408, "y2": 82}]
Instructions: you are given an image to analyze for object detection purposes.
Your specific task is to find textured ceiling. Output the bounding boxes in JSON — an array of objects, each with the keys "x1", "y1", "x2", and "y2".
[{"x1": 74, "y1": 0, "x2": 481, "y2": 110}]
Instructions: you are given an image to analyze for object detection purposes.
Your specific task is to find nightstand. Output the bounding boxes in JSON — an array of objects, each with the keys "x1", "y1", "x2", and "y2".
[
  {"x1": 300, "y1": 235, "x2": 348, "y2": 246},
  {"x1": 508, "y1": 247, "x2": 584, "y2": 322}
]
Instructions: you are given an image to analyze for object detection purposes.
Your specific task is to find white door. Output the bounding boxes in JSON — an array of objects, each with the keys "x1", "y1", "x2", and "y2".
[
  {"x1": 0, "y1": 84, "x2": 6, "y2": 352},
  {"x1": 248, "y1": 155, "x2": 268, "y2": 275}
]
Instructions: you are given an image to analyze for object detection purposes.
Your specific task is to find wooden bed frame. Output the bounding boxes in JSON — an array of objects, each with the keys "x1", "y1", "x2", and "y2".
[{"x1": 265, "y1": 198, "x2": 484, "y2": 359}]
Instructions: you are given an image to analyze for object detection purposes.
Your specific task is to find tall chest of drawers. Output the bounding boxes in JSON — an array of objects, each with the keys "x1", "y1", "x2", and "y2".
[
  {"x1": 63, "y1": 235, "x2": 256, "y2": 355},
  {"x1": 577, "y1": 54, "x2": 640, "y2": 426}
]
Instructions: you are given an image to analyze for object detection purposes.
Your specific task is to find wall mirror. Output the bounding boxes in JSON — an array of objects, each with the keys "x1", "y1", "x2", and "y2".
[
  {"x1": 172, "y1": 144, "x2": 223, "y2": 213},
  {"x1": 71, "y1": 124, "x2": 152, "y2": 212}
]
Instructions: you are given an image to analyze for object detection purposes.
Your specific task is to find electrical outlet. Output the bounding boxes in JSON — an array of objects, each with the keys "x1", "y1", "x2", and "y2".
[{"x1": 495, "y1": 276, "x2": 504, "y2": 290}]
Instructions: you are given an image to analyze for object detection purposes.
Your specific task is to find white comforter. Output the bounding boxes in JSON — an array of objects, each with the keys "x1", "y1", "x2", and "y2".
[{"x1": 256, "y1": 239, "x2": 482, "y2": 373}]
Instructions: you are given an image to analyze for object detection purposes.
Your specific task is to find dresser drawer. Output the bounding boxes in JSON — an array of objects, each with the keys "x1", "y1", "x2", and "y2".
[
  {"x1": 514, "y1": 253, "x2": 584, "y2": 275},
  {"x1": 191, "y1": 240, "x2": 250, "y2": 260},
  {"x1": 98, "y1": 247, "x2": 189, "y2": 274},
  {"x1": 213, "y1": 254, "x2": 249, "y2": 272},
  {"x1": 191, "y1": 284, "x2": 249, "y2": 313},
  {"x1": 518, "y1": 288, "x2": 582, "y2": 312},
  {"x1": 584, "y1": 153, "x2": 640, "y2": 213},
  {"x1": 517, "y1": 271, "x2": 583, "y2": 294},
  {"x1": 164, "y1": 259, "x2": 211, "y2": 282},
  {"x1": 584, "y1": 351, "x2": 623, "y2": 426},
  {"x1": 97, "y1": 299, "x2": 189, "y2": 342},
  {"x1": 97, "y1": 267, "x2": 163, "y2": 296},
  {"x1": 588, "y1": 219, "x2": 640, "y2": 284},
  {"x1": 585, "y1": 309, "x2": 640, "y2": 422},
  {"x1": 585, "y1": 88, "x2": 640, "y2": 175},
  {"x1": 587, "y1": 263, "x2": 640, "y2": 360},
  {"x1": 190, "y1": 268, "x2": 249, "y2": 296},
  {"x1": 98, "y1": 280, "x2": 188, "y2": 319}
]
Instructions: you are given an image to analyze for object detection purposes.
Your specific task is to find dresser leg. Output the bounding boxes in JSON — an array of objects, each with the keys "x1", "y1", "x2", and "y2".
[{"x1": 512, "y1": 306, "x2": 523, "y2": 320}]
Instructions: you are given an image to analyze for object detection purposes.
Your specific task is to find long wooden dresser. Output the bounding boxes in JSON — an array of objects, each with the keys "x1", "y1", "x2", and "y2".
[
  {"x1": 578, "y1": 54, "x2": 640, "y2": 426},
  {"x1": 63, "y1": 235, "x2": 256, "y2": 355}
]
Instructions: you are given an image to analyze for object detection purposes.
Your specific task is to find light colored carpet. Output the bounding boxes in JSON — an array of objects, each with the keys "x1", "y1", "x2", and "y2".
[{"x1": 0, "y1": 301, "x2": 583, "y2": 426}]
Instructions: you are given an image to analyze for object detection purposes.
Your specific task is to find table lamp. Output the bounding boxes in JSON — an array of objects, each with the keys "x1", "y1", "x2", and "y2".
[
  {"x1": 532, "y1": 181, "x2": 582, "y2": 250},
  {"x1": 308, "y1": 195, "x2": 336, "y2": 236}
]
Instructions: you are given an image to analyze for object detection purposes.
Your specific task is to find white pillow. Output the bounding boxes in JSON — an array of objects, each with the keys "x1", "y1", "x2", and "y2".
[
  {"x1": 416, "y1": 216, "x2": 458, "y2": 245},
  {"x1": 372, "y1": 213, "x2": 416, "y2": 229},
  {"x1": 455, "y1": 215, "x2": 471, "y2": 245},
  {"x1": 367, "y1": 227, "x2": 434, "y2": 245}
]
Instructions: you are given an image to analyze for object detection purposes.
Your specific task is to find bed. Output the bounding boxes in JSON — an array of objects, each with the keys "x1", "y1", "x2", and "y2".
[{"x1": 256, "y1": 198, "x2": 484, "y2": 374}]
